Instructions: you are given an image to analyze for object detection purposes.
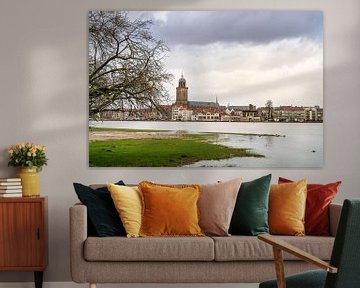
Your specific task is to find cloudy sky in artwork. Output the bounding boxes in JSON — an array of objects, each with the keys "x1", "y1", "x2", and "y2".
[{"x1": 129, "y1": 11, "x2": 323, "y2": 107}]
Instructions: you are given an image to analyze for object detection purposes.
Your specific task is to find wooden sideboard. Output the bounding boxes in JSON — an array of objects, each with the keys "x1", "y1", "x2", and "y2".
[{"x1": 0, "y1": 197, "x2": 48, "y2": 288}]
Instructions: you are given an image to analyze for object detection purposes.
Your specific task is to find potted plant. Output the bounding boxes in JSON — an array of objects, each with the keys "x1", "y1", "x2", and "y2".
[{"x1": 8, "y1": 143, "x2": 48, "y2": 197}]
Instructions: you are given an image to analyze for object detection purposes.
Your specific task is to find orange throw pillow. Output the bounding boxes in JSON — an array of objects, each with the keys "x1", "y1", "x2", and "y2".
[
  {"x1": 279, "y1": 177, "x2": 341, "y2": 235},
  {"x1": 138, "y1": 181, "x2": 204, "y2": 237},
  {"x1": 269, "y1": 179, "x2": 307, "y2": 236}
]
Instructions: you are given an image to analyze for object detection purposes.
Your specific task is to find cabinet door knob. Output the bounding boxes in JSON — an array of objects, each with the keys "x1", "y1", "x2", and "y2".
[{"x1": 37, "y1": 228, "x2": 40, "y2": 240}]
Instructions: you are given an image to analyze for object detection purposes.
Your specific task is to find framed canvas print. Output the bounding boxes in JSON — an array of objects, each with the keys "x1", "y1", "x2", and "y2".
[{"x1": 88, "y1": 10, "x2": 323, "y2": 167}]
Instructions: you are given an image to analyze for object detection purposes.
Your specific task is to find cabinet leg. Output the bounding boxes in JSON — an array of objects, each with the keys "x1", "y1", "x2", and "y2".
[{"x1": 34, "y1": 271, "x2": 43, "y2": 288}]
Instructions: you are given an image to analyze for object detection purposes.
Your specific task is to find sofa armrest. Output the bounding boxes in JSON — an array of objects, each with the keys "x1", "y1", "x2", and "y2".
[
  {"x1": 329, "y1": 203, "x2": 342, "y2": 237},
  {"x1": 69, "y1": 203, "x2": 88, "y2": 283}
]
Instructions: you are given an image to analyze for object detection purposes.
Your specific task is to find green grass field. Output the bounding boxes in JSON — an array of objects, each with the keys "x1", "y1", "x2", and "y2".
[{"x1": 89, "y1": 133, "x2": 264, "y2": 167}]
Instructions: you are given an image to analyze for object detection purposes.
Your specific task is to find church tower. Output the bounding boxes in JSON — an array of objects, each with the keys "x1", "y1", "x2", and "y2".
[{"x1": 175, "y1": 73, "x2": 188, "y2": 106}]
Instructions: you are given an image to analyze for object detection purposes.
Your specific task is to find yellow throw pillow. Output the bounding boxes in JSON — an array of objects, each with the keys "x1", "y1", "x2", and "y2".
[
  {"x1": 107, "y1": 183, "x2": 142, "y2": 238},
  {"x1": 138, "y1": 181, "x2": 204, "y2": 237},
  {"x1": 269, "y1": 179, "x2": 307, "y2": 236}
]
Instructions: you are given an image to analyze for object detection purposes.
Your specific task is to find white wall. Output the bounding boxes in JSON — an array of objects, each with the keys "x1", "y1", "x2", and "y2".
[{"x1": 0, "y1": 0, "x2": 359, "y2": 283}]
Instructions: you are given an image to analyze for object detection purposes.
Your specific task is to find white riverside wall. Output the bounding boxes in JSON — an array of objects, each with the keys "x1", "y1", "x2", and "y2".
[{"x1": 0, "y1": 0, "x2": 360, "y2": 283}]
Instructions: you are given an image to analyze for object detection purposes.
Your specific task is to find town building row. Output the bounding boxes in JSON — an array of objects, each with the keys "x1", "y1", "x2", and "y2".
[
  {"x1": 96, "y1": 74, "x2": 323, "y2": 122},
  {"x1": 98, "y1": 104, "x2": 323, "y2": 123}
]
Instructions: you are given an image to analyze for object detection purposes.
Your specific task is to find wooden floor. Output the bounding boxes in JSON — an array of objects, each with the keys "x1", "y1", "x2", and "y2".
[{"x1": 0, "y1": 283, "x2": 259, "y2": 288}]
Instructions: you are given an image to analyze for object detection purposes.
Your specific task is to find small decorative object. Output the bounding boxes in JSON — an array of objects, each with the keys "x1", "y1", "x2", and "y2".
[{"x1": 8, "y1": 143, "x2": 48, "y2": 197}]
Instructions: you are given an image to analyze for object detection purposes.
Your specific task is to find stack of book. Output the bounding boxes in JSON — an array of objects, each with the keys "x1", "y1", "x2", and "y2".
[{"x1": 0, "y1": 178, "x2": 22, "y2": 197}]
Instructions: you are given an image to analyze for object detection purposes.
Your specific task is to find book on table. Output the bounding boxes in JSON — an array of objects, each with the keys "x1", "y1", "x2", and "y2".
[
  {"x1": 0, "y1": 178, "x2": 22, "y2": 194},
  {"x1": 0, "y1": 189, "x2": 22, "y2": 193},
  {"x1": 0, "y1": 193, "x2": 22, "y2": 198},
  {"x1": 0, "y1": 182, "x2": 22, "y2": 186},
  {"x1": 0, "y1": 178, "x2": 21, "y2": 183},
  {"x1": 0, "y1": 177, "x2": 22, "y2": 194},
  {"x1": 0, "y1": 186, "x2": 22, "y2": 190}
]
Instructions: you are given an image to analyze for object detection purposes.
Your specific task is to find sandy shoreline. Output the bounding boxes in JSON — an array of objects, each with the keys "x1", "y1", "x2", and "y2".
[{"x1": 89, "y1": 130, "x2": 186, "y2": 141}]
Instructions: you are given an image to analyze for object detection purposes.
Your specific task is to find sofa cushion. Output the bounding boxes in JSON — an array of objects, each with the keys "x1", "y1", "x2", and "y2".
[
  {"x1": 229, "y1": 174, "x2": 271, "y2": 236},
  {"x1": 279, "y1": 177, "x2": 341, "y2": 236},
  {"x1": 212, "y1": 236, "x2": 334, "y2": 261},
  {"x1": 73, "y1": 181, "x2": 126, "y2": 237},
  {"x1": 199, "y1": 178, "x2": 242, "y2": 236},
  {"x1": 108, "y1": 184, "x2": 142, "y2": 238},
  {"x1": 269, "y1": 179, "x2": 307, "y2": 236},
  {"x1": 84, "y1": 236, "x2": 214, "y2": 261},
  {"x1": 139, "y1": 181, "x2": 203, "y2": 237}
]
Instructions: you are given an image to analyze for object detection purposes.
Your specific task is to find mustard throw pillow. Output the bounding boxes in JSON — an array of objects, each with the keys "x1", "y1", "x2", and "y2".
[
  {"x1": 269, "y1": 179, "x2": 307, "y2": 236},
  {"x1": 107, "y1": 183, "x2": 142, "y2": 238},
  {"x1": 138, "y1": 181, "x2": 204, "y2": 237}
]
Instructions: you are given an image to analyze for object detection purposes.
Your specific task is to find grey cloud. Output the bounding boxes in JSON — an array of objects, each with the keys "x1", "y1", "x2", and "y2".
[
  {"x1": 148, "y1": 11, "x2": 323, "y2": 46},
  {"x1": 224, "y1": 68, "x2": 323, "y2": 107}
]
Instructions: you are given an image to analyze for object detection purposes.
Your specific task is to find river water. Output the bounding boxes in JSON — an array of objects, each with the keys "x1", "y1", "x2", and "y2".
[{"x1": 90, "y1": 121, "x2": 323, "y2": 168}]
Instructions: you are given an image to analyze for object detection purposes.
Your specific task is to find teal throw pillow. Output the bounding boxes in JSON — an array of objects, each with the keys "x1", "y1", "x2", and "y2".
[{"x1": 229, "y1": 174, "x2": 272, "y2": 236}]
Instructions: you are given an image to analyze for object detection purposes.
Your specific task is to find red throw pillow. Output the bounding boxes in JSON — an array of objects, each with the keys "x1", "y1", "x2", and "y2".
[{"x1": 278, "y1": 177, "x2": 341, "y2": 236}]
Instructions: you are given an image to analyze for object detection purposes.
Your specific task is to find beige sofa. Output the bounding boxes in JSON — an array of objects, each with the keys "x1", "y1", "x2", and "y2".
[{"x1": 70, "y1": 203, "x2": 342, "y2": 288}]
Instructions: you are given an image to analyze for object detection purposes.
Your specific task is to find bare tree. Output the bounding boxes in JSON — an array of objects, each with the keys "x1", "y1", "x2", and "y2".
[
  {"x1": 265, "y1": 100, "x2": 273, "y2": 120},
  {"x1": 89, "y1": 11, "x2": 173, "y2": 118}
]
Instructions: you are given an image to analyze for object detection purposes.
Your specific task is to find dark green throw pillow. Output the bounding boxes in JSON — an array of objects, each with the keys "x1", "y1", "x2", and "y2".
[
  {"x1": 73, "y1": 181, "x2": 126, "y2": 237},
  {"x1": 229, "y1": 174, "x2": 272, "y2": 236}
]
